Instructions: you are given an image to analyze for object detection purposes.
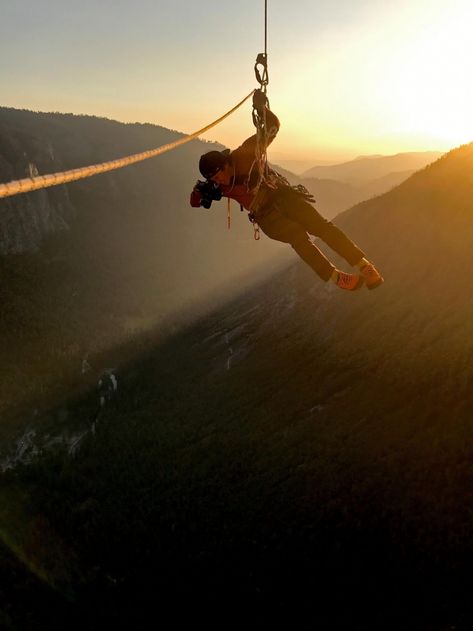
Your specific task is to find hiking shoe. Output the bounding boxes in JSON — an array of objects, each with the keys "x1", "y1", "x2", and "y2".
[
  {"x1": 360, "y1": 262, "x2": 384, "y2": 290},
  {"x1": 334, "y1": 270, "x2": 364, "y2": 291}
]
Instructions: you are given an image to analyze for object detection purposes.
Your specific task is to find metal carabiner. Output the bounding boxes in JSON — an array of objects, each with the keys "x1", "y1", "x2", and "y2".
[
  {"x1": 254, "y1": 53, "x2": 269, "y2": 89},
  {"x1": 248, "y1": 212, "x2": 261, "y2": 241}
]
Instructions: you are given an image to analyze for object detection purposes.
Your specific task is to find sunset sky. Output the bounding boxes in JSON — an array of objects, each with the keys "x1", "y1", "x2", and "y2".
[{"x1": 2, "y1": 0, "x2": 473, "y2": 164}]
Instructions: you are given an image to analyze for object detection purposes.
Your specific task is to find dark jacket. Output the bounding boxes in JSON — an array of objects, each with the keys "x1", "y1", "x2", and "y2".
[{"x1": 219, "y1": 108, "x2": 280, "y2": 213}]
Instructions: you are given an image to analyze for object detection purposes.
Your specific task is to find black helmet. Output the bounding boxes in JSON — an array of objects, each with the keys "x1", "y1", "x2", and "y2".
[{"x1": 199, "y1": 149, "x2": 230, "y2": 179}]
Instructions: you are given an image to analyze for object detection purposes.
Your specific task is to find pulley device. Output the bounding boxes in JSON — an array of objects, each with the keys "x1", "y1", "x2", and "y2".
[
  {"x1": 254, "y1": 52, "x2": 269, "y2": 90},
  {"x1": 252, "y1": 54, "x2": 269, "y2": 128}
]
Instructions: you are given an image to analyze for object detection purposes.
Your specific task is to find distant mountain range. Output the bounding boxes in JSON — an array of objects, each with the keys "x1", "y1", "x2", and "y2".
[
  {"x1": 302, "y1": 151, "x2": 442, "y2": 183},
  {"x1": 272, "y1": 151, "x2": 443, "y2": 218}
]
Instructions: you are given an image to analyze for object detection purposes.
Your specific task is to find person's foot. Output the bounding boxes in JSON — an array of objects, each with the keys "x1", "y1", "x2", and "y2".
[
  {"x1": 333, "y1": 270, "x2": 364, "y2": 291},
  {"x1": 360, "y1": 262, "x2": 384, "y2": 290}
]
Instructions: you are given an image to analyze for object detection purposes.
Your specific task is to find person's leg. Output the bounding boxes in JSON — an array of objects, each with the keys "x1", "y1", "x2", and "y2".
[
  {"x1": 273, "y1": 192, "x2": 384, "y2": 289},
  {"x1": 257, "y1": 207, "x2": 335, "y2": 281},
  {"x1": 257, "y1": 206, "x2": 362, "y2": 290},
  {"x1": 279, "y1": 193, "x2": 365, "y2": 266}
]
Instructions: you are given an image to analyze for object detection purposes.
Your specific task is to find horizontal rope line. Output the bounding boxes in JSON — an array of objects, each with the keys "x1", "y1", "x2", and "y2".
[{"x1": 0, "y1": 90, "x2": 254, "y2": 200}]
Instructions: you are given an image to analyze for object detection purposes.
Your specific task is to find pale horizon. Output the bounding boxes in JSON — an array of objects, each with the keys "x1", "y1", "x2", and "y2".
[
  {"x1": 2, "y1": 0, "x2": 472, "y2": 165},
  {"x1": 0, "y1": 101, "x2": 447, "y2": 173}
]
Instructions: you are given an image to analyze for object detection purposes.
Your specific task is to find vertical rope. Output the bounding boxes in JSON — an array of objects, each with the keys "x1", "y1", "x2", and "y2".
[
  {"x1": 261, "y1": 0, "x2": 269, "y2": 185},
  {"x1": 247, "y1": 0, "x2": 271, "y2": 222},
  {"x1": 264, "y1": 0, "x2": 268, "y2": 59}
]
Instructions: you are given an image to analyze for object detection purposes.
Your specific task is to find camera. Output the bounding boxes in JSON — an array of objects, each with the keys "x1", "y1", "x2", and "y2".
[{"x1": 190, "y1": 180, "x2": 222, "y2": 209}]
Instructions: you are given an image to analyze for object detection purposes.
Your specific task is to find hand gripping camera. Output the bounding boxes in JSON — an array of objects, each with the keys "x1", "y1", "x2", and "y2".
[{"x1": 190, "y1": 180, "x2": 222, "y2": 209}]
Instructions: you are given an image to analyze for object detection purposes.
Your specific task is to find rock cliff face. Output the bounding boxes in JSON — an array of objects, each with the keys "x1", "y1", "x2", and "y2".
[
  {"x1": 0, "y1": 133, "x2": 76, "y2": 254},
  {"x1": 0, "y1": 177, "x2": 74, "y2": 255}
]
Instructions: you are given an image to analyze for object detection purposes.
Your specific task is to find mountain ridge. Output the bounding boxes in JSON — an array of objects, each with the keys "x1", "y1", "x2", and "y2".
[{"x1": 302, "y1": 150, "x2": 443, "y2": 184}]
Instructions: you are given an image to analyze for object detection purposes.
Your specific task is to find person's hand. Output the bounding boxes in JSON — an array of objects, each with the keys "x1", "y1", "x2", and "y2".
[{"x1": 190, "y1": 183, "x2": 202, "y2": 207}]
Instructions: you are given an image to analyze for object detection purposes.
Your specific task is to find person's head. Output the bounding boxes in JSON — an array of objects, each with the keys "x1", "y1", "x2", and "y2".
[{"x1": 199, "y1": 150, "x2": 232, "y2": 186}]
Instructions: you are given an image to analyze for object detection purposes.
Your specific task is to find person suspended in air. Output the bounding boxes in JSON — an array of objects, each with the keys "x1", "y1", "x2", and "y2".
[{"x1": 190, "y1": 90, "x2": 383, "y2": 291}]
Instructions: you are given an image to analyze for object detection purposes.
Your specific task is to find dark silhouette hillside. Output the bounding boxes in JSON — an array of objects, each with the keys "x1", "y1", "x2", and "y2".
[{"x1": 0, "y1": 140, "x2": 471, "y2": 628}]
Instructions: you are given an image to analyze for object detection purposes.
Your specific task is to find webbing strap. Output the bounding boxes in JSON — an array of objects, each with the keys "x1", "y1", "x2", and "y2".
[{"x1": 0, "y1": 90, "x2": 255, "y2": 200}]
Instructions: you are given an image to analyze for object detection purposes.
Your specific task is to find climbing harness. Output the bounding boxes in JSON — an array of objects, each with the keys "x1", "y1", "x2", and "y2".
[{"x1": 0, "y1": 91, "x2": 255, "y2": 200}]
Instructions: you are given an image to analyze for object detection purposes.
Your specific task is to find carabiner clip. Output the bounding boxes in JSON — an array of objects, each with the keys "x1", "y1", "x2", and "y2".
[
  {"x1": 254, "y1": 53, "x2": 269, "y2": 89},
  {"x1": 249, "y1": 212, "x2": 261, "y2": 240}
]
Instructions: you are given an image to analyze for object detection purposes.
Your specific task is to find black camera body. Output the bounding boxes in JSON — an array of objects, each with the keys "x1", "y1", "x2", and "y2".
[{"x1": 193, "y1": 180, "x2": 222, "y2": 209}]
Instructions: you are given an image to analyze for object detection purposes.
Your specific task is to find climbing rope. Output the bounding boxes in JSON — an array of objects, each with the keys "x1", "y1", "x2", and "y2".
[
  {"x1": 247, "y1": 0, "x2": 271, "y2": 240},
  {"x1": 254, "y1": 0, "x2": 269, "y2": 95},
  {"x1": 0, "y1": 90, "x2": 255, "y2": 200}
]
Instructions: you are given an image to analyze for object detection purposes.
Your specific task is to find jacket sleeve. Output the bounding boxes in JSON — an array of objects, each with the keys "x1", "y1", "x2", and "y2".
[{"x1": 231, "y1": 108, "x2": 281, "y2": 169}]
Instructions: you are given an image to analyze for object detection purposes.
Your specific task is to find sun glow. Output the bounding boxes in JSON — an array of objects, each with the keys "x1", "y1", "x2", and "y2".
[
  {"x1": 386, "y1": 3, "x2": 473, "y2": 147},
  {"x1": 274, "y1": 1, "x2": 473, "y2": 158}
]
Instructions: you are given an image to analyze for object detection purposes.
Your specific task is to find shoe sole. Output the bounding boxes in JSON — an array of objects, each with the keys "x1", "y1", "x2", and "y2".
[
  {"x1": 335, "y1": 272, "x2": 364, "y2": 290},
  {"x1": 341, "y1": 277, "x2": 364, "y2": 290},
  {"x1": 366, "y1": 278, "x2": 384, "y2": 290}
]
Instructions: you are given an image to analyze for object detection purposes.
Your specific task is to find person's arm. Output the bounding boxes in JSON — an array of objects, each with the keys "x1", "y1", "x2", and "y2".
[
  {"x1": 233, "y1": 106, "x2": 281, "y2": 164},
  {"x1": 260, "y1": 106, "x2": 280, "y2": 147}
]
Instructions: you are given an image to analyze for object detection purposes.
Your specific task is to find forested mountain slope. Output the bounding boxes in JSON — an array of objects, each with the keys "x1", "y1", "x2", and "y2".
[{"x1": 0, "y1": 141, "x2": 471, "y2": 628}]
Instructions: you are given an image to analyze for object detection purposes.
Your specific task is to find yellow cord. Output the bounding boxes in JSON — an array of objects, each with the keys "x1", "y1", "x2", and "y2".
[{"x1": 0, "y1": 90, "x2": 255, "y2": 200}]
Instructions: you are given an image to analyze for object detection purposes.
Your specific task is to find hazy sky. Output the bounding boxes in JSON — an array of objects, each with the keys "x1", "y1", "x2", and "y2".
[{"x1": 2, "y1": 0, "x2": 473, "y2": 162}]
